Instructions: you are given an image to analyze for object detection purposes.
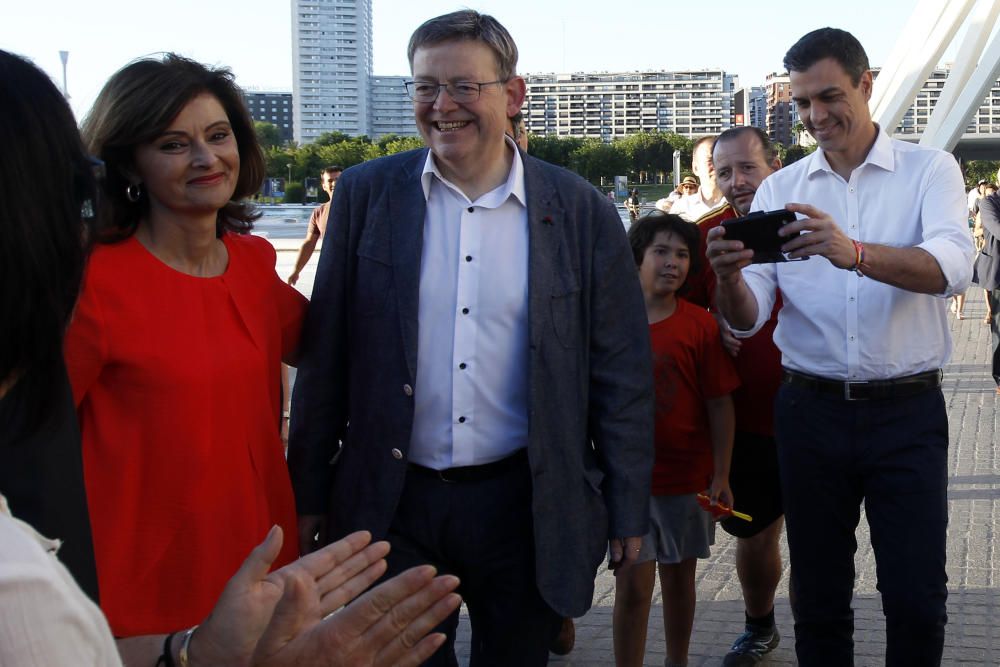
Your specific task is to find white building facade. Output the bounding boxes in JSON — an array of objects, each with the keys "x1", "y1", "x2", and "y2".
[
  {"x1": 369, "y1": 75, "x2": 417, "y2": 137},
  {"x1": 522, "y1": 70, "x2": 737, "y2": 140},
  {"x1": 292, "y1": 0, "x2": 373, "y2": 143}
]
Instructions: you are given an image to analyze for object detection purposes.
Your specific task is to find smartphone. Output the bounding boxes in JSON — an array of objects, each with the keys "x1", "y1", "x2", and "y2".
[{"x1": 720, "y1": 209, "x2": 804, "y2": 263}]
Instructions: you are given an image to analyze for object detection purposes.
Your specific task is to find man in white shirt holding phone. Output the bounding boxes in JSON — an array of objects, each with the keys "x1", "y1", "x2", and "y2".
[{"x1": 707, "y1": 28, "x2": 972, "y2": 667}]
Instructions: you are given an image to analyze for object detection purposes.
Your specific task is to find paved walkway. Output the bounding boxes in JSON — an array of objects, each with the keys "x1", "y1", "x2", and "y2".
[{"x1": 272, "y1": 242, "x2": 1000, "y2": 665}]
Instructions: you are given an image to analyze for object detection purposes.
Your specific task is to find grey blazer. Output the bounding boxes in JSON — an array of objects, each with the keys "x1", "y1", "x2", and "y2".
[
  {"x1": 974, "y1": 193, "x2": 1000, "y2": 291},
  {"x1": 288, "y1": 148, "x2": 653, "y2": 617}
]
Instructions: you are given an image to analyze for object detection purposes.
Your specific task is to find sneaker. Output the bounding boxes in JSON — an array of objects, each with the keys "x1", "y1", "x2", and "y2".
[{"x1": 722, "y1": 624, "x2": 780, "y2": 666}]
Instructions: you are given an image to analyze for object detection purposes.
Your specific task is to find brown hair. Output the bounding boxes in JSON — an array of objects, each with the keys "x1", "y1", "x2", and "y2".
[
  {"x1": 82, "y1": 53, "x2": 264, "y2": 241},
  {"x1": 0, "y1": 50, "x2": 96, "y2": 428}
]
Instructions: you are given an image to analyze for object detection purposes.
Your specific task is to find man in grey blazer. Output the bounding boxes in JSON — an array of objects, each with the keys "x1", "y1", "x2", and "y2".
[{"x1": 288, "y1": 10, "x2": 653, "y2": 665}]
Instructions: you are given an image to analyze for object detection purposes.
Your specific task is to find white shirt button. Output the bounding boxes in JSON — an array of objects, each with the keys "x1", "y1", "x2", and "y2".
[{"x1": 391, "y1": 448, "x2": 403, "y2": 460}]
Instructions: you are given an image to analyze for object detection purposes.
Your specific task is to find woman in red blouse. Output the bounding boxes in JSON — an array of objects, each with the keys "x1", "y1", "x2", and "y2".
[{"x1": 66, "y1": 54, "x2": 306, "y2": 639}]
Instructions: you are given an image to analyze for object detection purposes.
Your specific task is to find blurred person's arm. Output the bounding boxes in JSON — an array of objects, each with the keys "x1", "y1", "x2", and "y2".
[{"x1": 288, "y1": 206, "x2": 324, "y2": 286}]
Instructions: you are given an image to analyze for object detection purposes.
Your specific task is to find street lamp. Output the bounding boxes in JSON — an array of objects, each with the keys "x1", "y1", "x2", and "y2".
[
  {"x1": 672, "y1": 150, "x2": 681, "y2": 188},
  {"x1": 59, "y1": 50, "x2": 69, "y2": 99},
  {"x1": 286, "y1": 163, "x2": 293, "y2": 184}
]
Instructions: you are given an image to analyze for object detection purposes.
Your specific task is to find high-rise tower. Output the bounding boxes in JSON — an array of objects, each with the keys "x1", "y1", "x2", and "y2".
[{"x1": 292, "y1": 0, "x2": 373, "y2": 143}]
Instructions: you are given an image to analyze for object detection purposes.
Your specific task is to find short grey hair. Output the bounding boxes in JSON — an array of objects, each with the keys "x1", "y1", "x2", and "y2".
[{"x1": 407, "y1": 10, "x2": 518, "y2": 82}]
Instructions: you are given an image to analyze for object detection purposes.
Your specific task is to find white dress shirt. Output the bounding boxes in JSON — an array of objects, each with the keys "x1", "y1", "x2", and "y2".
[
  {"x1": 737, "y1": 129, "x2": 974, "y2": 381},
  {"x1": 0, "y1": 495, "x2": 121, "y2": 666},
  {"x1": 670, "y1": 189, "x2": 726, "y2": 221},
  {"x1": 409, "y1": 142, "x2": 530, "y2": 469}
]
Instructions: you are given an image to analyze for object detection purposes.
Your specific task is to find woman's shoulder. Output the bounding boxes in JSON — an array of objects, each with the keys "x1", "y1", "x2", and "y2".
[
  {"x1": 224, "y1": 232, "x2": 276, "y2": 264},
  {"x1": 83, "y1": 237, "x2": 145, "y2": 285}
]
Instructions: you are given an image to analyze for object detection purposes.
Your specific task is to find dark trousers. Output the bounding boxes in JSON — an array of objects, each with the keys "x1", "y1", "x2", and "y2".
[
  {"x1": 774, "y1": 383, "x2": 949, "y2": 666},
  {"x1": 385, "y1": 454, "x2": 560, "y2": 666},
  {"x1": 989, "y1": 289, "x2": 1000, "y2": 384}
]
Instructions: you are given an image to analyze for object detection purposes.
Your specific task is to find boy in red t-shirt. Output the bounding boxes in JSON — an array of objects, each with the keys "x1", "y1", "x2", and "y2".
[{"x1": 613, "y1": 212, "x2": 739, "y2": 667}]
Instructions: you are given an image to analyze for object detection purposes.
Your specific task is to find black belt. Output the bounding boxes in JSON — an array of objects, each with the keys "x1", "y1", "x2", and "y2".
[
  {"x1": 408, "y1": 449, "x2": 527, "y2": 483},
  {"x1": 782, "y1": 368, "x2": 942, "y2": 401}
]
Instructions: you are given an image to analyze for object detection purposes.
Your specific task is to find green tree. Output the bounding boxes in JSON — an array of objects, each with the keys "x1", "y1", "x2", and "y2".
[
  {"x1": 783, "y1": 144, "x2": 806, "y2": 166},
  {"x1": 283, "y1": 182, "x2": 305, "y2": 204},
  {"x1": 526, "y1": 134, "x2": 583, "y2": 168},
  {"x1": 265, "y1": 147, "x2": 297, "y2": 180},
  {"x1": 313, "y1": 131, "x2": 352, "y2": 146},
  {"x1": 781, "y1": 144, "x2": 818, "y2": 166},
  {"x1": 616, "y1": 131, "x2": 688, "y2": 179},
  {"x1": 254, "y1": 121, "x2": 282, "y2": 150},
  {"x1": 315, "y1": 138, "x2": 377, "y2": 168},
  {"x1": 570, "y1": 138, "x2": 628, "y2": 183},
  {"x1": 965, "y1": 160, "x2": 1000, "y2": 187},
  {"x1": 791, "y1": 122, "x2": 806, "y2": 145},
  {"x1": 381, "y1": 135, "x2": 425, "y2": 156}
]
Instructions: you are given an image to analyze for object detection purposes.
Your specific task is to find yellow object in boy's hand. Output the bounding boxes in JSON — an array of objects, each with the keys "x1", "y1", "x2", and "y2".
[{"x1": 696, "y1": 493, "x2": 753, "y2": 522}]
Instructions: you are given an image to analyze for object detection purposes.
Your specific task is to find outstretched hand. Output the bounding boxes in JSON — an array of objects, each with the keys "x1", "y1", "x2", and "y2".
[
  {"x1": 252, "y1": 564, "x2": 462, "y2": 667},
  {"x1": 187, "y1": 525, "x2": 462, "y2": 666},
  {"x1": 193, "y1": 527, "x2": 394, "y2": 665}
]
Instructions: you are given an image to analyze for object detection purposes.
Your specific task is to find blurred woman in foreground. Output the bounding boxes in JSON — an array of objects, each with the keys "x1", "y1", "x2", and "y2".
[{"x1": 0, "y1": 49, "x2": 459, "y2": 666}]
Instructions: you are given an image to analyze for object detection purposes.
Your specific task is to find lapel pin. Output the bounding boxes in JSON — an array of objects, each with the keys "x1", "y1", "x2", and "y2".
[{"x1": 542, "y1": 215, "x2": 553, "y2": 225}]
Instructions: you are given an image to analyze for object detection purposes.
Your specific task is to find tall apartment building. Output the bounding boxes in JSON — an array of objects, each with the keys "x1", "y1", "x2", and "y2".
[
  {"x1": 763, "y1": 73, "x2": 794, "y2": 146},
  {"x1": 242, "y1": 91, "x2": 294, "y2": 143},
  {"x1": 748, "y1": 87, "x2": 767, "y2": 130},
  {"x1": 522, "y1": 70, "x2": 737, "y2": 140},
  {"x1": 733, "y1": 86, "x2": 765, "y2": 128},
  {"x1": 292, "y1": 0, "x2": 373, "y2": 143},
  {"x1": 894, "y1": 66, "x2": 1000, "y2": 137},
  {"x1": 369, "y1": 75, "x2": 417, "y2": 137}
]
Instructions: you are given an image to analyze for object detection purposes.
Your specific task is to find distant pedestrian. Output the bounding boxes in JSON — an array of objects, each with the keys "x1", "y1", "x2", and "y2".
[
  {"x1": 626, "y1": 188, "x2": 642, "y2": 222},
  {"x1": 288, "y1": 165, "x2": 342, "y2": 286},
  {"x1": 507, "y1": 110, "x2": 528, "y2": 152},
  {"x1": 656, "y1": 175, "x2": 697, "y2": 212}
]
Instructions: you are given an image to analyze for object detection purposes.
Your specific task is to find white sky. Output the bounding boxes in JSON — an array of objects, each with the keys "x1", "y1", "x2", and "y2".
[{"x1": 1, "y1": 0, "x2": 935, "y2": 121}]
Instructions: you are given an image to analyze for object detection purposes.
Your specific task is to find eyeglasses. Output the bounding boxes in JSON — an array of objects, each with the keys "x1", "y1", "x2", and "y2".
[{"x1": 404, "y1": 79, "x2": 508, "y2": 103}]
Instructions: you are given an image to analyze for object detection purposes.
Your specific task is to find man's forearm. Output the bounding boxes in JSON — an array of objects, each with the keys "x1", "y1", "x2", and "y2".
[
  {"x1": 858, "y1": 244, "x2": 946, "y2": 295},
  {"x1": 706, "y1": 395, "x2": 734, "y2": 482},
  {"x1": 715, "y1": 273, "x2": 760, "y2": 332},
  {"x1": 291, "y1": 237, "x2": 319, "y2": 277}
]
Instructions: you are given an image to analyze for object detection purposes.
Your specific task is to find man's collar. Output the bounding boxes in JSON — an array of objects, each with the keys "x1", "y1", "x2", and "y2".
[
  {"x1": 420, "y1": 136, "x2": 526, "y2": 207},
  {"x1": 809, "y1": 124, "x2": 892, "y2": 177}
]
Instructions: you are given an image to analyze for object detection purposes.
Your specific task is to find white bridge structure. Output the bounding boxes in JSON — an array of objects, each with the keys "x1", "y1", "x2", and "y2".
[{"x1": 873, "y1": 0, "x2": 1000, "y2": 159}]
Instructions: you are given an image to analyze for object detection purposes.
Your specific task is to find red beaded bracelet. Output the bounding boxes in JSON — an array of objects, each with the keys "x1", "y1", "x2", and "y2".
[{"x1": 850, "y1": 239, "x2": 866, "y2": 277}]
